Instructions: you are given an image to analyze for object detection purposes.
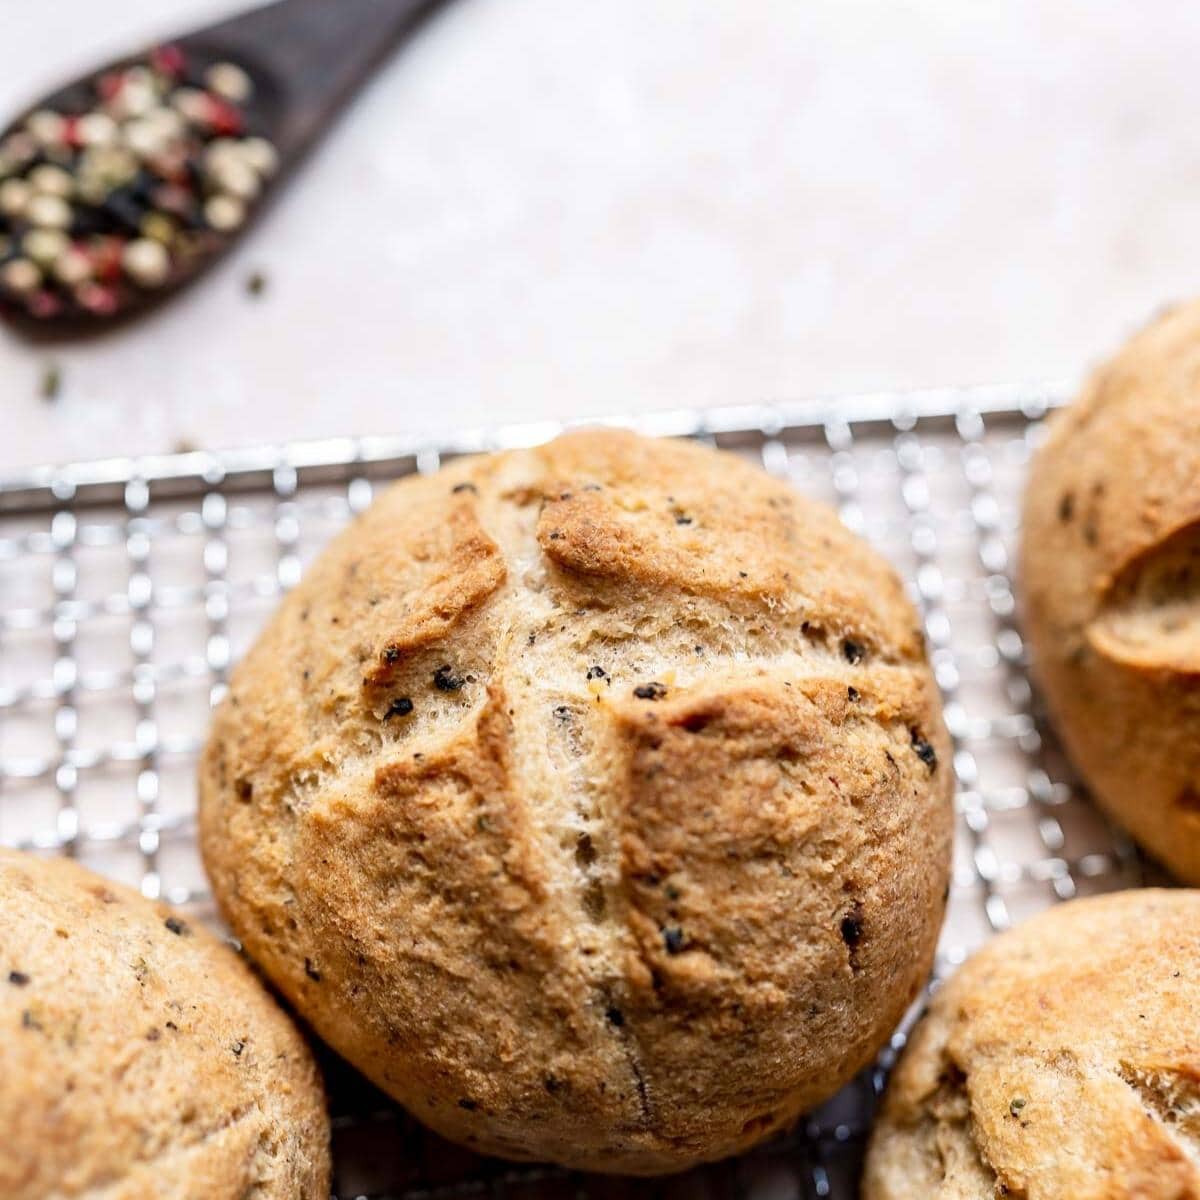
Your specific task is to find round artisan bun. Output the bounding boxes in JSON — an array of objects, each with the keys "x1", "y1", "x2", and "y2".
[
  {"x1": 0, "y1": 849, "x2": 329, "y2": 1199},
  {"x1": 198, "y1": 428, "x2": 953, "y2": 1174},
  {"x1": 864, "y1": 889, "x2": 1200, "y2": 1199},
  {"x1": 1021, "y1": 301, "x2": 1200, "y2": 882}
]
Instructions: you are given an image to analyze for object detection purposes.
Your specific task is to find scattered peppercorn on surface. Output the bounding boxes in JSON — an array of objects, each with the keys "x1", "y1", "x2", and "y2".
[
  {"x1": 198, "y1": 428, "x2": 954, "y2": 1175},
  {"x1": 0, "y1": 44, "x2": 277, "y2": 321}
]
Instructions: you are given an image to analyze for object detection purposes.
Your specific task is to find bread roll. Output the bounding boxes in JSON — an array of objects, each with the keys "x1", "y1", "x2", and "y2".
[
  {"x1": 199, "y1": 429, "x2": 953, "y2": 1174},
  {"x1": 864, "y1": 889, "x2": 1200, "y2": 1199},
  {"x1": 1021, "y1": 302, "x2": 1200, "y2": 881},
  {"x1": 0, "y1": 849, "x2": 329, "y2": 1199}
]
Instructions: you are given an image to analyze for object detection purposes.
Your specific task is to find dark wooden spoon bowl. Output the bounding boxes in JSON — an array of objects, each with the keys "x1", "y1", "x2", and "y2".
[{"x1": 0, "y1": 0, "x2": 449, "y2": 339}]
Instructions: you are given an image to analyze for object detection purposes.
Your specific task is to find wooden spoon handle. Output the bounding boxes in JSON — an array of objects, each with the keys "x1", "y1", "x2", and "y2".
[{"x1": 181, "y1": 0, "x2": 447, "y2": 158}]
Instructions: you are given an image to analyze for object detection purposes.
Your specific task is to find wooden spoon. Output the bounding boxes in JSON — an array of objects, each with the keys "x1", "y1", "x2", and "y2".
[{"x1": 0, "y1": 0, "x2": 450, "y2": 337}]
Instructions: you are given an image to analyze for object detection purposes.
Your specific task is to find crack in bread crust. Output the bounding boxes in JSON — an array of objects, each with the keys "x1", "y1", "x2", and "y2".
[
  {"x1": 1118, "y1": 1063, "x2": 1200, "y2": 1168},
  {"x1": 199, "y1": 429, "x2": 952, "y2": 1174}
]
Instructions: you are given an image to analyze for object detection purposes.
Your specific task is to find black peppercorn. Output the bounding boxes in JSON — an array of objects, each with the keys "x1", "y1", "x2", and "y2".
[
  {"x1": 433, "y1": 664, "x2": 466, "y2": 692},
  {"x1": 910, "y1": 729, "x2": 937, "y2": 771},
  {"x1": 839, "y1": 910, "x2": 863, "y2": 948}
]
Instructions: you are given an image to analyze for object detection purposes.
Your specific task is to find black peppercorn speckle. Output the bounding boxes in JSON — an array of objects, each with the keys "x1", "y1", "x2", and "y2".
[
  {"x1": 433, "y1": 665, "x2": 466, "y2": 692},
  {"x1": 839, "y1": 910, "x2": 864, "y2": 949},
  {"x1": 304, "y1": 958, "x2": 321, "y2": 982},
  {"x1": 383, "y1": 645, "x2": 400, "y2": 665},
  {"x1": 842, "y1": 639, "x2": 866, "y2": 664},
  {"x1": 634, "y1": 682, "x2": 668, "y2": 701},
  {"x1": 386, "y1": 697, "x2": 414, "y2": 720},
  {"x1": 675, "y1": 514, "x2": 693, "y2": 526},
  {"x1": 605, "y1": 1006, "x2": 625, "y2": 1027},
  {"x1": 910, "y1": 729, "x2": 938, "y2": 771},
  {"x1": 548, "y1": 530, "x2": 563, "y2": 540},
  {"x1": 840, "y1": 902, "x2": 865, "y2": 972},
  {"x1": 663, "y1": 926, "x2": 684, "y2": 954},
  {"x1": 232, "y1": 1039, "x2": 245, "y2": 1057},
  {"x1": 457, "y1": 1098, "x2": 478, "y2": 1111},
  {"x1": 451, "y1": 482, "x2": 478, "y2": 494},
  {"x1": 554, "y1": 705, "x2": 572, "y2": 721},
  {"x1": 543, "y1": 1074, "x2": 562, "y2": 1094},
  {"x1": 21, "y1": 1010, "x2": 41, "y2": 1031},
  {"x1": 586, "y1": 665, "x2": 608, "y2": 681},
  {"x1": 847, "y1": 686, "x2": 861, "y2": 702},
  {"x1": 7, "y1": 971, "x2": 29, "y2": 987},
  {"x1": 164, "y1": 916, "x2": 189, "y2": 936}
]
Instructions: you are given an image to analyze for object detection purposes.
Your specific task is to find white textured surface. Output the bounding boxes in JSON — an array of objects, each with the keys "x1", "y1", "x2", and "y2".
[{"x1": 2, "y1": 0, "x2": 1199, "y2": 470}]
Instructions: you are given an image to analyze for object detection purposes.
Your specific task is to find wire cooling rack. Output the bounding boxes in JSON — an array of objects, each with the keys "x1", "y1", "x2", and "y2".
[{"x1": 0, "y1": 386, "x2": 1156, "y2": 1199}]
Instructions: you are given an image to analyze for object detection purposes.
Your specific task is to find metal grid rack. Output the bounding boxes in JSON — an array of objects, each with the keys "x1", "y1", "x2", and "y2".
[{"x1": 0, "y1": 386, "x2": 1154, "y2": 1199}]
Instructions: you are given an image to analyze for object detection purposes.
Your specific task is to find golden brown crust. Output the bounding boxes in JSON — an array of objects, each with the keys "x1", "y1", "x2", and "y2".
[
  {"x1": 199, "y1": 428, "x2": 953, "y2": 1174},
  {"x1": 0, "y1": 850, "x2": 330, "y2": 1199},
  {"x1": 863, "y1": 889, "x2": 1200, "y2": 1200},
  {"x1": 1020, "y1": 302, "x2": 1200, "y2": 882}
]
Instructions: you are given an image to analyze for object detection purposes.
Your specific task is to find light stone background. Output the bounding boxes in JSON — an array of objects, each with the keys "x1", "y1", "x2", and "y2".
[{"x1": 2, "y1": 0, "x2": 1199, "y2": 471}]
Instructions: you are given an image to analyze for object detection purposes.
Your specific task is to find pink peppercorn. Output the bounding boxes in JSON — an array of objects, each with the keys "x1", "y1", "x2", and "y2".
[
  {"x1": 205, "y1": 97, "x2": 244, "y2": 137},
  {"x1": 27, "y1": 290, "x2": 63, "y2": 319},
  {"x1": 88, "y1": 238, "x2": 125, "y2": 283},
  {"x1": 150, "y1": 44, "x2": 187, "y2": 78},
  {"x1": 97, "y1": 72, "x2": 124, "y2": 102},
  {"x1": 75, "y1": 282, "x2": 119, "y2": 315}
]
